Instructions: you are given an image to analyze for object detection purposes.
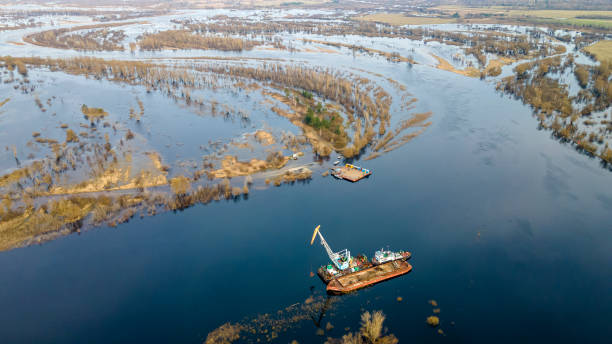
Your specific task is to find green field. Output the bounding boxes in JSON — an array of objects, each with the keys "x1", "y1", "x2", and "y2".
[
  {"x1": 434, "y1": 6, "x2": 612, "y2": 29},
  {"x1": 534, "y1": 16, "x2": 612, "y2": 29}
]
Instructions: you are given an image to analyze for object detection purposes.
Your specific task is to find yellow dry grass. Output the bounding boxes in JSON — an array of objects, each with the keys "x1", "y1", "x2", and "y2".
[
  {"x1": 81, "y1": 105, "x2": 108, "y2": 121},
  {"x1": 230, "y1": 141, "x2": 253, "y2": 149},
  {"x1": 360, "y1": 310, "x2": 385, "y2": 342},
  {"x1": 584, "y1": 40, "x2": 612, "y2": 62},
  {"x1": 254, "y1": 130, "x2": 275, "y2": 145},
  {"x1": 48, "y1": 152, "x2": 168, "y2": 196},
  {"x1": 204, "y1": 323, "x2": 244, "y2": 344},
  {"x1": 355, "y1": 13, "x2": 455, "y2": 26},
  {"x1": 426, "y1": 315, "x2": 440, "y2": 327},
  {"x1": 484, "y1": 57, "x2": 514, "y2": 76},
  {"x1": 0, "y1": 200, "x2": 93, "y2": 251},
  {"x1": 301, "y1": 45, "x2": 340, "y2": 54},
  {"x1": 303, "y1": 38, "x2": 416, "y2": 63},
  {"x1": 49, "y1": 168, "x2": 167, "y2": 195},
  {"x1": 209, "y1": 155, "x2": 289, "y2": 179},
  {"x1": 431, "y1": 54, "x2": 480, "y2": 78},
  {"x1": 170, "y1": 175, "x2": 191, "y2": 195},
  {"x1": 269, "y1": 167, "x2": 312, "y2": 186},
  {"x1": 488, "y1": 57, "x2": 514, "y2": 68},
  {"x1": 145, "y1": 151, "x2": 165, "y2": 171}
]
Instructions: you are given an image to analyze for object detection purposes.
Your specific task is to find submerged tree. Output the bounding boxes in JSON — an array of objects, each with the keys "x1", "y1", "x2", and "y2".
[
  {"x1": 170, "y1": 176, "x2": 191, "y2": 195},
  {"x1": 325, "y1": 310, "x2": 398, "y2": 344}
]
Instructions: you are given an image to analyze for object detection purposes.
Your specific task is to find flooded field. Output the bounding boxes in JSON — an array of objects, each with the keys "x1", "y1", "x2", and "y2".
[{"x1": 1, "y1": 2, "x2": 611, "y2": 343}]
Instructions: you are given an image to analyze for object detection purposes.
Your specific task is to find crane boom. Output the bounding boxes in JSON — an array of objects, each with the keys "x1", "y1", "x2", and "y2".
[
  {"x1": 310, "y1": 225, "x2": 351, "y2": 270},
  {"x1": 314, "y1": 226, "x2": 335, "y2": 262}
]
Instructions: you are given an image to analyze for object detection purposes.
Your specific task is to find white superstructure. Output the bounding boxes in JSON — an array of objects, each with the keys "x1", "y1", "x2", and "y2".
[{"x1": 373, "y1": 249, "x2": 404, "y2": 264}]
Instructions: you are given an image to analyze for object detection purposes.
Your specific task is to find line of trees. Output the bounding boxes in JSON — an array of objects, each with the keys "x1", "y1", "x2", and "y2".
[
  {"x1": 137, "y1": 30, "x2": 262, "y2": 52},
  {"x1": 24, "y1": 22, "x2": 135, "y2": 51},
  {"x1": 0, "y1": 54, "x2": 393, "y2": 159},
  {"x1": 497, "y1": 54, "x2": 612, "y2": 164}
]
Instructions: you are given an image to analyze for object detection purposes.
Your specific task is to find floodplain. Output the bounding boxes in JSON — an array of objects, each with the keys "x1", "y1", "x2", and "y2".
[{"x1": 0, "y1": 1, "x2": 612, "y2": 343}]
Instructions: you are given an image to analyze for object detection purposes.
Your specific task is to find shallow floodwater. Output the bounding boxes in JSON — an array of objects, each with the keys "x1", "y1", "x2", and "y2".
[{"x1": 1, "y1": 55, "x2": 612, "y2": 343}]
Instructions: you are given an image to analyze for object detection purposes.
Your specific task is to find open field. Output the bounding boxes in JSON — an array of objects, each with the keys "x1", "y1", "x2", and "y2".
[
  {"x1": 435, "y1": 6, "x2": 612, "y2": 19},
  {"x1": 178, "y1": 0, "x2": 329, "y2": 8},
  {"x1": 584, "y1": 40, "x2": 612, "y2": 62},
  {"x1": 354, "y1": 7, "x2": 612, "y2": 29},
  {"x1": 354, "y1": 13, "x2": 456, "y2": 26},
  {"x1": 434, "y1": 6, "x2": 612, "y2": 29}
]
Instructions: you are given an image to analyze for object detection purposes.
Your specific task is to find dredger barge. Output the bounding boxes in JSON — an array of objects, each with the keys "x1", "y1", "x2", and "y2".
[{"x1": 310, "y1": 225, "x2": 412, "y2": 294}]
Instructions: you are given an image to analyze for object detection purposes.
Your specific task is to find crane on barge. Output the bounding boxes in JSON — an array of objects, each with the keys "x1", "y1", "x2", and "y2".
[
  {"x1": 310, "y1": 225, "x2": 351, "y2": 270},
  {"x1": 310, "y1": 225, "x2": 413, "y2": 294}
]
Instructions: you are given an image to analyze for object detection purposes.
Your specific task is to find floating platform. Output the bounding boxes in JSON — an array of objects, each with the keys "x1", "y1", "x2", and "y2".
[
  {"x1": 326, "y1": 259, "x2": 412, "y2": 294},
  {"x1": 330, "y1": 164, "x2": 372, "y2": 182},
  {"x1": 317, "y1": 251, "x2": 411, "y2": 284},
  {"x1": 310, "y1": 226, "x2": 410, "y2": 295}
]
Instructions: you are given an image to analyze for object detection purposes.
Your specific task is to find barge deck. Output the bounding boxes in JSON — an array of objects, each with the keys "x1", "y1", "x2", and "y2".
[
  {"x1": 331, "y1": 164, "x2": 372, "y2": 182},
  {"x1": 310, "y1": 225, "x2": 411, "y2": 294},
  {"x1": 326, "y1": 260, "x2": 412, "y2": 294}
]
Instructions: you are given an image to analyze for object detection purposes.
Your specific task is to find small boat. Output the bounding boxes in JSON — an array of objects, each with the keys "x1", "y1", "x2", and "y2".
[
  {"x1": 311, "y1": 225, "x2": 411, "y2": 294},
  {"x1": 330, "y1": 168, "x2": 343, "y2": 178},
  {"x1": 372, "y1": 248, "x2": 411, "y2": 265},
  {"x1": 333, "y1": 160, "x2": 340, "y2": 165}
]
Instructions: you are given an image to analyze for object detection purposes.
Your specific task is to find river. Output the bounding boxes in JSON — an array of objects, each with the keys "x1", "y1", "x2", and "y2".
[{"x1": 1, "y1": 9, "x2": 612, "y2": 344}]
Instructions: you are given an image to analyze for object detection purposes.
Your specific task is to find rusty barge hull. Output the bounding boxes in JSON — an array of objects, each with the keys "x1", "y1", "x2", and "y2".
[{"x1": 326, "y1": 260, "x2": 412, "y2": 294}]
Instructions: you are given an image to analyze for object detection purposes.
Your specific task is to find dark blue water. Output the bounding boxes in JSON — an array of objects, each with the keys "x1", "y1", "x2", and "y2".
[{"x1": 1, "y1": 62, "x2": 612, "y2": 344}]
